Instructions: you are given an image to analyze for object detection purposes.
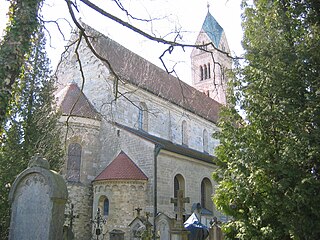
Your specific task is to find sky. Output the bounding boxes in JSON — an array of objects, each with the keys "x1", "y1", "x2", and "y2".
[{"x1": 0, "y1": 0, "x2": 243, "y2": 84}]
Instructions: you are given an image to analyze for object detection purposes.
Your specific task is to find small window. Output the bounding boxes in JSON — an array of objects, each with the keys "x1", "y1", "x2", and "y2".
[
  {"x1": 67, "y1": 143, "x2": 82, "y2": 182},
  {"x1": 208, "y1": 63, "x2": 211, "y2": 78},
  {"x1": 203, "y1": 129, "x2": 209, "y2": 153},
  {"x1": 138, "y1": 102, "x2": 148, "y2": 131},
  {"x1": 98, "y1": 196, "x2": 110, "y2": 217},
  {"x1": 200, "y1": 66, "x2": 204, "y2": 81},
  {"x1": 204, "y1": 64, "x2": 208, "y2": 79},
  {"x1": 103, "y1": 198, "x2": 109, "y2": 216},
  {"x1": 182, "y1": 120, "x2": 188, "y2": 146}
]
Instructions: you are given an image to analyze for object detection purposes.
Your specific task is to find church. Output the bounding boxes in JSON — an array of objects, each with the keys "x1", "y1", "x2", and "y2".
[{"x1": 55, "y1": 9, "x2": 231, "y2": 240}]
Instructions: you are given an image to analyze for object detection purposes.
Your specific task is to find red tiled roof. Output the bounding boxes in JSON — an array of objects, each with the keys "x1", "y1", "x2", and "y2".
[
  {"x1": 94, "y1": 151, "x2": 148, "y2": 181},
  {"x1": 84, "y1": 24, "x2": 221, "y2": 124},
  {"x1": 56, "y1": 83, "x2": 100, "y2": 120}
]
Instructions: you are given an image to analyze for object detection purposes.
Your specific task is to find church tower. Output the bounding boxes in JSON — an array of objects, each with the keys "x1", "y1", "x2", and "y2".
[{"x1": 191, "y1": 8, "x2": 232, "y2": 105}]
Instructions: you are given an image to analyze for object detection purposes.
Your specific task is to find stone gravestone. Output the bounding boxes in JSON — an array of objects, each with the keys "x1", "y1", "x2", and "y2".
[
  {"x1": 9, "y1": 155, "x2": 68, "y2": 240},
  {"x1": 170, "y1": 189, "x2": 190, "y2": 240},
  {"x1": 209, "y1": 217, "x2": 223, "y2": 240}
]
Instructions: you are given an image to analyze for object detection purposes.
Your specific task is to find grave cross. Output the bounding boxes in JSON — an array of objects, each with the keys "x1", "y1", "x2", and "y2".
[
  {"x1": 65, "y1": 203, "x2": 79, "y2": 231},
  {"x1": 171, "y1": 189, "x2": 190, "y2": 228},
  {"x1": 135, "y1": 207, "x2": 143, "y2": 217}
]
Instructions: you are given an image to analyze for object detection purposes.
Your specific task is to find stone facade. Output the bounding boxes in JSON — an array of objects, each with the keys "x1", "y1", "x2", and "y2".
[
  {"x1": 191, "y1": 12, "x2": 232, "y2": 105},
  {"x1": 56, "y1": 10, "x2": 230, "y2": 240}
]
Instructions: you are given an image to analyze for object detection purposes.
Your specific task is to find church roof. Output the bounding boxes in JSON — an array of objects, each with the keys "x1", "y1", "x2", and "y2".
[
  {"x1": 94, "y1": 151, "x2": 148, "y2": 181},
  {"x1": 56, "y1": 83, "x2": 100, "y2": 120},
  {"x1": 115, "y1": 122, "x2": 216, "y2": 165},
  {"x1": 85, "y1": 24, "x2": 221, "y2": 124},
  {"x1": 202, "y1": 11, "x2": 224, "y2": 48}
]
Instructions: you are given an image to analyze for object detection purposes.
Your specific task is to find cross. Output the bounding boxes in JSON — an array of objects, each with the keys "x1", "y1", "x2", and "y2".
[
  {"x1": 135, "y1": 207, "x2": 142, "y2": 217},
  {"x1": 65, "y1": 203, "x2": 79, "y2": 231},
  {"x1": 171, "y1": 190, "x2": 190, "y2": 228}
]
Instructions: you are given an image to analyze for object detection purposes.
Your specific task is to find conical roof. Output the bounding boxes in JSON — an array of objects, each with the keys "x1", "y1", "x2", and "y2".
[
  {"x1": 94, "y1": 151, "x2": 148, "y2": 181},
  {"x1": 56, "y1": 83, "x2": 100, "y2": 120}
]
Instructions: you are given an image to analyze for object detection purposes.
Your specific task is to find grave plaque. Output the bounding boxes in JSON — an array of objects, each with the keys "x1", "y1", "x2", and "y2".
[{"x1": 9, "y1": 155, "x2": 68, "y2": 240}]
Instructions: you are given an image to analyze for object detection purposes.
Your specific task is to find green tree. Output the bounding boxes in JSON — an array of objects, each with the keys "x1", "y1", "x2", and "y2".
[
  {"x1": 213, "y1": 0, "x2": 320, "y2": 239},
  {"x1": 0, "y1": 27, "x2": 63, "y2": 239},
  {"x1": 0, "y1": 0, "x2": 42, "y2": 128}
]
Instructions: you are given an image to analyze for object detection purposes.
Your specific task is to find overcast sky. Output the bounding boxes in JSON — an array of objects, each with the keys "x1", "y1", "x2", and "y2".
[{"x1": 0, "y1": 0, "x2": 243, "y2": 83}]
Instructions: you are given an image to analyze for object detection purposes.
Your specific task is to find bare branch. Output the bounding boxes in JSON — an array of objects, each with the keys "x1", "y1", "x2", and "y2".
[
  {"x1": 112, "y1": 0, "x2": 158, "y2": 22},
  {"x1": 78, "y1": 0, "x2": 240, "y2": 60}
]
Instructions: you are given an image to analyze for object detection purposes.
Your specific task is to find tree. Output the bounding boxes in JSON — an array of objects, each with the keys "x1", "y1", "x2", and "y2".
[
  {"x1": 213, "y1": 0, "x2": 320, "y2": 239},
  {"x1": 0, "y1": 0, "x2": 42, "y2": 127},
  {"x1": 0, "y1": 26, "x2": 63, "y2": 239}
]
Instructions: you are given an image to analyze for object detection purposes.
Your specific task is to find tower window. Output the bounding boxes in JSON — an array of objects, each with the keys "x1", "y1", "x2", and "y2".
[
  {"x1": 204, "y1": 64, "x2": 208, "y2": 79},
  {"x1": 67, "y1": 143, "x2": 82, "y2": 182},
  {"x1": 200, "y1": 66, "x2": 204, "y2": 81},
  {"x1": 208, "y1": 63, "x2": 211, "y2": 78}
]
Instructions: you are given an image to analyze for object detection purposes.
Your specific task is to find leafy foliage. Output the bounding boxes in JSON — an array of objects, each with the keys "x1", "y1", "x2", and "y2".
[
  {"x1": 213, "y1": 0, "x2": 320, "y2": 239},
  {"x1": 0, "y1": 27, "x2": 63, "y2": 239},
  {"x1": 0, "y1": 0, "x2": 43, "y2": 129}
]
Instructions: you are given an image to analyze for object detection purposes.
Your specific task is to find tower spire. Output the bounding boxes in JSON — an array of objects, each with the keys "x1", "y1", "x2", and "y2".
[{"x1": 207, "y1": 2, "x2": 210, "y2": 12}]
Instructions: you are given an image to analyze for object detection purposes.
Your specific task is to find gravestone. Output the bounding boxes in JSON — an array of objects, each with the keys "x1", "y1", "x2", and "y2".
[
  {"x1": 109, "y1": 229, "x2": 125, "y2": 240},
  {"x1": 209, "y1": 217, "x2": 223, "y2": 240},
  {"x1": 9, "y1": 155, "x2": 68, "y2": 240},
  {"x1": 155, "y1": 213, "x2": 173, "y2": 240},
  {"x1": 170, "y1": 190, "x2": 190, "y2": 240}
]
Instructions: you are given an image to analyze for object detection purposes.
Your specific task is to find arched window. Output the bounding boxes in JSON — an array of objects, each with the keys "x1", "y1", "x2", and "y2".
[
  {"x1": 67, "y1": 143, "x2": 82, "y2": 182},
  {"x1": 204, "y1": 64, "x2": 208, "y2": 79},
  {"x1": 174, "y1": 174, "x2": 185, "y2": 208},
  {"x1": 200, "y1": 66, "x2": 204, "y2": 81},
  {"x1": 103, "y1": 198, "x2": 109, "y2": 216},
  {"x1": 138, "y1": 102, "x2": 148, "y2": 131},
  {"x1": 208, "y1": 63, "x2": 211, "y2": 78},
  {"x1": 201, "y1": 178, "x2": 213, "y2": 212},
  {"x1": 182, "y1": 120, "x2": 188, "y2": 146},
  {"x1": 98, "y1": 196, "x2": 109, "y2": 217},
  {"x1": 203, "y1": 129, "x2": 209, "y2": 153}
]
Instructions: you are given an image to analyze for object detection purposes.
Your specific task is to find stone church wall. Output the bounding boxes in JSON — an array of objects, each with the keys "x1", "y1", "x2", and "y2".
[
  {"x1": 66, "y1": 184, "x2": 93, "y2": 240},
  {"x1": 57, "y1": 39, "x2": 220, "y2": 157},
  {"x1": 59, "y1": 118, "x2": 101, "y2": 240},
  {"x1": 96, "y1": 121, "x2": 155, "y2": 209},
  {"x1": 92, "y1": 180, "x2": 148, "y2": 240},
  {"x1": 157, "y1": 151, "x2": 217, "y2": 218}
]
